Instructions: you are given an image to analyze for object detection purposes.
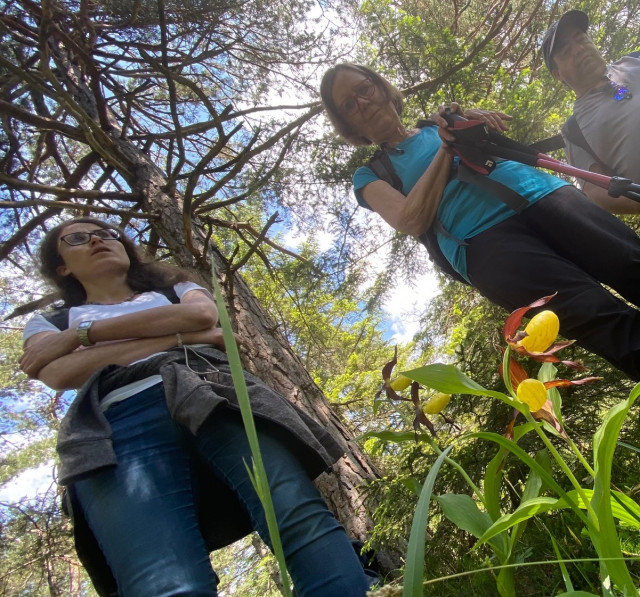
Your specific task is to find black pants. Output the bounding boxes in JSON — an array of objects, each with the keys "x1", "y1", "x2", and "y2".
[{"x1": 466, "y1": 185, "x2": 640, "y2": 380}]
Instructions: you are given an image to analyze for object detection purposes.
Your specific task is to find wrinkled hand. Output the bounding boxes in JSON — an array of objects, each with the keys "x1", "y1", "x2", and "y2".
[
  {"x1": 430, "y1": 102, "x2": 463, "y2": 143},
  {"x1": 462, "y1": 108, "x2": 512, "y2": 132},
  {"x1": 431, "y1": 102, "x2": 512, "y2": 144},
  {"x1": 19, "y1": 329, "x2": 79, "y2": 378}
]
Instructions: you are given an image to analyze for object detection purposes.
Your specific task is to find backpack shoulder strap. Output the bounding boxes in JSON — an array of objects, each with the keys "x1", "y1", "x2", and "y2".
[
  {"x1": 42, "y1": 308, "x2": 70, "y2": 331},
  {"x1": 367, "y1": 149, "x2": 403, "y2": 192},
  {"x1": 157, "y1": 286, "x2": 180, "y2": 304},
  {"x1": 365, "y1": 119, "x2": 438, "y2": 192},
  {"x1": 562, "y1": 114, "x2": 614, "y2": 175},
  {"x1": 528, "y1": 133, "x2": 565, "y2": 154}
]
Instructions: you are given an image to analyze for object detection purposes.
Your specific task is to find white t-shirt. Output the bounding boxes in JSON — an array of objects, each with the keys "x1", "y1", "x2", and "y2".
[
  {"x1": 23, "y1": 281, "x2": 211, "y2": 410},
  {"x1": 564, "y1": 56, "x2": 640, "y2": 184}
]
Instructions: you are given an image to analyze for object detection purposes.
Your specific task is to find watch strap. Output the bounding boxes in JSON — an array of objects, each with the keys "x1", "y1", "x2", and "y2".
[{"x1": 77, "y1": 320, "x2": 95, "y2": 346}]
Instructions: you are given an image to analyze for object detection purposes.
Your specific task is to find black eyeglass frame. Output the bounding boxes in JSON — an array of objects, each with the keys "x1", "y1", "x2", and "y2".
[
  {"x1": 339, "y1": 78, "x2": 377, "y2": 117},
  {"x1": 59, "y1": 228, "x2": 122, "y2": 246}
]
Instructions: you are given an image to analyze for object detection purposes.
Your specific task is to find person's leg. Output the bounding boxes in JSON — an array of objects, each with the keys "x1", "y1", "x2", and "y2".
[
  {"x1": 521, "y1": 186, "x2": 640, "y2": 306},
  {"x1": 195, "y1": 409, "x2": 371, "y2": 597},
  {"x1": 466, "y1": 195, "x2": 640, "y2": 379},
  {"x1": 73, "y1": 385, "x2": 218, "y2": 597}
]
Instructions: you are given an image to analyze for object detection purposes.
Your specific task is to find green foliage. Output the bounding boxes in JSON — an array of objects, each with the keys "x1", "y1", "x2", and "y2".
[
  {"x1": 0, "y1": 487, "x2": 97, "y2": 596},
  {"x1": 209, "y1": 534, "x2": 284, "y2": 596},
  {"x1": 364, "y1": 305, "x2": 640, "y2": 595}
]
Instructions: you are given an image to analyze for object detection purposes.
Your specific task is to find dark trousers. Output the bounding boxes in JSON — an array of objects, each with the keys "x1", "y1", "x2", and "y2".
[{"x1": 466, "y1": 185, "x2": 640, "y2": 380}]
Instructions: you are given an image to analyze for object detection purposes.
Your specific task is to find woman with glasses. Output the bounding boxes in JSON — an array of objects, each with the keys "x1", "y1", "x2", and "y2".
[
  {"x1": 320, "y1": 63, "x2": 640, "y2": 380},
  {"x1": 20, "y1": 216, "x2": 373, "y2": 597}
]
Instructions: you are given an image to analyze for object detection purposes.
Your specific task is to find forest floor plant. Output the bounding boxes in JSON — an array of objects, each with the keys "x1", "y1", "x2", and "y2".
[{"x1": 364, "y1": 295, "x2": 640, "y2": 597}]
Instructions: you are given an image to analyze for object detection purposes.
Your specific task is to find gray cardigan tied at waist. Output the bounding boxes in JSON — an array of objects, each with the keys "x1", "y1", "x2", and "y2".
[{"x1": 57, "y1": 345, "x2": 345, "y2": 486}]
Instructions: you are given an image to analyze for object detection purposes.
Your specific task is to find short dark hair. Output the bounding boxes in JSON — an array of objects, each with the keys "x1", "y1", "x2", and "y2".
[
  {"x1": 39, "y1": 216, "x2": 193, "y2": 306},
  {"x1": 319, "y1": 63, "x2": 405, "y2": 146}
]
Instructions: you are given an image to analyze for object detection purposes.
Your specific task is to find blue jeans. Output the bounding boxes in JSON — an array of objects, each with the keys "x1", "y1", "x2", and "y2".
[{"x1": 73, "y1": 384, "x2": 370, "y2": 597}]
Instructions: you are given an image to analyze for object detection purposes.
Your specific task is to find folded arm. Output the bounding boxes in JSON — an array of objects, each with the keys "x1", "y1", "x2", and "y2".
[
  {"x1": 20, "y1": 289, "x2": 221, "y2": 384},
  {"x1": 361, "y1": 145, "x2": 453, "y2": 236},
  {"x1": 85, "y1": 289, "x2": 219, "y2": 343},
  {"x1": 33, "y1": 327, "x2": 226, "y2": 390}
]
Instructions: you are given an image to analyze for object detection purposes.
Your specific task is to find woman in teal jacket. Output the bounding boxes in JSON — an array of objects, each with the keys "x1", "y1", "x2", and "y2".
[{"x1": 320, "y1": 63, "x2": 640, "y2": 380}]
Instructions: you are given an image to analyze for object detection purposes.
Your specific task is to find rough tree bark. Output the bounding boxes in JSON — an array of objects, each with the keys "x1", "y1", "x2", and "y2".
[{"x1": 136, "y1": 156, "x2": 390, "y2": 565}]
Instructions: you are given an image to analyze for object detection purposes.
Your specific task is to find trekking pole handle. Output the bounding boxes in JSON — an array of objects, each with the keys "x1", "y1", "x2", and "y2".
[{"x1": 608, "y1": 177, "x2": 640, "y2": 202}]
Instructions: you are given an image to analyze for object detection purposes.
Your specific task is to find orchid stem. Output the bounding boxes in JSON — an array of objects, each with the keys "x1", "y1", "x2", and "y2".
[
  {"x1": 523, "y1": 410, "x2": 599, "y2": 530},
  {"x1": 564, "y1": 435, "x2": 596, "y2": 478},
  {"x1": 423, "y1": 436, "x2": 487, "y2": 510},
  {"x1": 502, "y1": 347, "x2": 599, "y2": 530}
]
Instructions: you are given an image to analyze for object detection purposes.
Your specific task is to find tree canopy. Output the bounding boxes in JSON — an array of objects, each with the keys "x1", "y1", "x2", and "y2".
[{"x1": 1, "y1": 0, "x2": 639, "y2": 594}]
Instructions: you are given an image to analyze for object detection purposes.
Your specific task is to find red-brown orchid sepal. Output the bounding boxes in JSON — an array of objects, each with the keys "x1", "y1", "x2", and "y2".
[
  {"x1": 503, "y1": 293, "x2": 557, "y2": 340},
  {"x1": 412, "y1": 379, "x2": 437, "y2": 437},
  {"x1": 381, "y1": 346, "x2": 398, "y2": 384},
  {"x1": 376, "y1": 347, "x2": 412, "y2": 402},
  {"x1": 498, "y1": 350, "x2": 529, "y2": 390},
  {"x1": 518, "y1": 351, "x2": 586, "y2": 371},
  {"x1": 530, "y1": 399, "x2": 566, "y2": 438},
  {"x1": 543, "y1": 377, "x2": 602, "y2": 390},
  {"x1": 509, "y1": 335, "x2": 575, "y2": 355},
  {"x1": 503, "y1": 399, "x2": 566, "y2": 440}
]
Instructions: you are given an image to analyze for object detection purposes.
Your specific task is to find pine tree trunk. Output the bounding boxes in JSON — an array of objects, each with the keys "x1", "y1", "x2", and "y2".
[
  {"x1": 36, "y1": 31, "x2": 402, "y2": 574},
  {"x1": 135, "y1": 167, "x2": 399, "y2": 571}
]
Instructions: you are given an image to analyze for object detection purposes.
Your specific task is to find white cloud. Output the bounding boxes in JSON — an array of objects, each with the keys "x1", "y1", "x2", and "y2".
[
  {"x1": 0, "y1": 461, "x2": 56, "y2": 503},
  {"x1": 281, "y1": 226, "x2": 334, "y2": 252},
  {"x1": 383, "y1": 271, "x2": 440, "y2": 344}
]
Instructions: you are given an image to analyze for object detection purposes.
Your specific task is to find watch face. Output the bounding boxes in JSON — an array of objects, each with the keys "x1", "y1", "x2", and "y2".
[{"x1": 78, "y1": 321, "x2": 92, "y2": 329}]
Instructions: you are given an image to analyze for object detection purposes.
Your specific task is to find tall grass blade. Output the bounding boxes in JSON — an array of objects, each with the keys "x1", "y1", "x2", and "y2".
[
  {"x1": 403, "y1": 446, "x2": 453, "y2": 597},
  {"x1": 211, "y1": 264, "x2": 293, "y2": 597}
]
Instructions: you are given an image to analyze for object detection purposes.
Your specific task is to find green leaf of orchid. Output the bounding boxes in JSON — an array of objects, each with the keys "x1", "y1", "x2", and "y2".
[
  {"x1": 590, "y1": 383, "x2": 640, "y2": 594},
  {"x1": 400, "y1": 364, "x2": 519, "y2": 409},
  {"x1": 477, "y1": 489, "x2": 640, "y2": 548},
  {"x1": 436, "y1": 493, "x2": 508, "y2": 558},
  {"x1": 468, "y1": 432, "x2": 592, "y2": 529},
  {"x1": 403, "y1": 446, "x2": 453, "y2": 597}
]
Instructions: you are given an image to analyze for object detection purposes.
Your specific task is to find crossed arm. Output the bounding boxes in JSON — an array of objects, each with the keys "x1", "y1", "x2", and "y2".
[
  {"x1": 361, "y1": 103, "x2": 512, "y2": 237},
  {"x1": 20, "y1": 290, "x2": 225, "y2": 390}
]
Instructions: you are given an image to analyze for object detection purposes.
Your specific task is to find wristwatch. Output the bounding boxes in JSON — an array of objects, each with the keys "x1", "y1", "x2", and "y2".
[{"x1": 76, "y1": 320, "x2": 95, "y2": 346}]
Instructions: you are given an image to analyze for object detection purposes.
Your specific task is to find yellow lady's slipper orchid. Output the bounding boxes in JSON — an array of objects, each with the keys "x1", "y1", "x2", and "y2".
[
  {"x1": 389, "y1": 375, "x2": 412, "y2": 391},
  {"x1": 423, "y1": 392, "x2": 451, "y2": 414},
  {"x1": 519, "y1": 310, "x2": 559, "y2": 353},
  {"x1": 516, "y1": 378, "x2": 547, "y2": 411}
]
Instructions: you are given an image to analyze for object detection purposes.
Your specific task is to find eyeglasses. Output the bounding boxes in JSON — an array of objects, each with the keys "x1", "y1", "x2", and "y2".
[
  {"x1": 59, "y1": 228, "x2": 121, "y2": 246},
  {"x1": 340, "y1": 79, "x2": 376, "y2": 117}
]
